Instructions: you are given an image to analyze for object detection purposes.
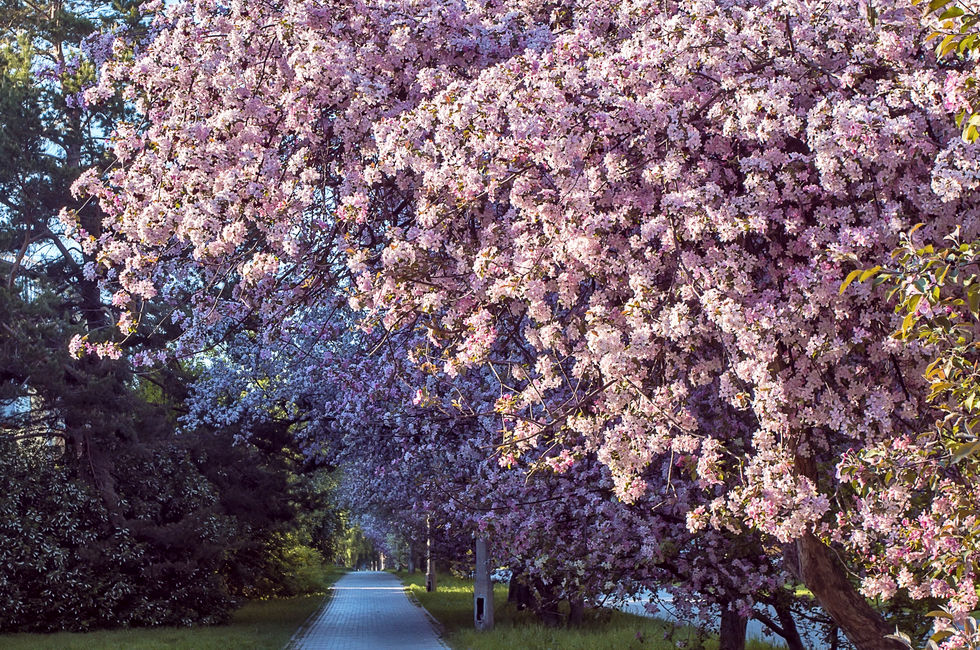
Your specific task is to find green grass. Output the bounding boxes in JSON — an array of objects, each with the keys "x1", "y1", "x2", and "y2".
[
  {"x1": 396, "y1": 571, "x2": 784, "y2": 650},
  {"x1": 0, "y1": 567, "x2": 345, "y2": 650}
]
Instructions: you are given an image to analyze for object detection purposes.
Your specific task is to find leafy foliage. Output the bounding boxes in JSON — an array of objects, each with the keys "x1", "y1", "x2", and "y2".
[
  {"x1": 855, "y1": 226, "x2": 980, "y2": 456},
  {"x1": 0, "y1": 437, "x2": 235, "y2": 632}
]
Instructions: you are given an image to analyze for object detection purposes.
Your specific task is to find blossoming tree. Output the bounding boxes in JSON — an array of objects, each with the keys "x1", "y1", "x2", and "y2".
[{"x1": 68, "y1": 0, "x2": 980, "y2": 646}]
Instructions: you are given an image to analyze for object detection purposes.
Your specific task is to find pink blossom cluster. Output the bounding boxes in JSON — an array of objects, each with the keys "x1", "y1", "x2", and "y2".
[{"x1": 68, "y1": 334, "x2": 122, "y2": 360}]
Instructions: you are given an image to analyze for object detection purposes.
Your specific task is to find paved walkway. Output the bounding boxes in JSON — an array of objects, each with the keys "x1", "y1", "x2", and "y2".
[{"x1": 287, "y1": 571, "x2": 447, "y2": 650}]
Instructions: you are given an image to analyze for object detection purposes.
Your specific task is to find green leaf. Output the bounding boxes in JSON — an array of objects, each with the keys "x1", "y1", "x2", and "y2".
[
  {"x1": 939, "y1": 33, "x2": 959, "y2": 56},
  {"x1": 926, "y1": 609, "x2": 953, "y2": 619},
  {"x1": 952, "y1": 441, "x2": 980, "y2": 463},
  {"x1": 959, "y1": 33, "x2": 977, "y2": 54},
  {"x1": 908, "y1": 294, "x2": 923, "y2": 313},
  {"x1": 860, "y1": 266, "x2": 882, "y2": 282},
  {"x1": 901, "y1": 312, "x2": 916, "y2": 335},
  {"x1": 940, "y1": 6, "x2": 965, "y2": 18},
  {"x1": 929, "y1": 0, "x2": 954, "y2": 12},
  {"x1": 840, "y1": 269, "x2": 862, "y2": 295},
  {"x1": 885, "y1": 630, "x2": 913, "y2": 649},
  {"x1": 968, "y1": 285, "x2": 980, "y2": 316}
]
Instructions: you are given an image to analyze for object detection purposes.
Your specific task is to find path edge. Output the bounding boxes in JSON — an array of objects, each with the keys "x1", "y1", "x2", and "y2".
[
  {"x1": 401, "y1": 580, "x2": 449, "y2": 647},
  {"x1": 282, "y1": 576, "x2": 342, "y2": 650}
]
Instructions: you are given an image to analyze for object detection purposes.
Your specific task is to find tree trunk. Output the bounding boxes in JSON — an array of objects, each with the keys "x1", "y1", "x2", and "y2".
[
  {"x1": 775, "y1": 601, "x2": 806, "y2": 650},
  {"x1": 789, "y1": 453, "x2": 903, "y2": 650},
  {"x1": 567, "y1": 596, "x2": 585, "y2": 626},
  {"x1": 787, "y1": 534, "x2": 903, "y2": 650},
  {"x1": 753, "y1": 602, "x2": 806, "y2": 650},
  {"x1": 531, "y1": 577, "x2": 561, "y2": 627},
  {"x1": 719, "y1": 607, "x2": 747, "y2": 650},
  {"x1": 508, "y1": 568, "x2": 533, "y2": 610}
]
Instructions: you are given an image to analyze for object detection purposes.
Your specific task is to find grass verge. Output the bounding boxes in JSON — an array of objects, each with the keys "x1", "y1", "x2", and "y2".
[
  {"x1": 0, "y1": 566, "x2": 344, "y2": 650},
  {"x1": 396, "y1": 571, "x2": 784, "y2": 650}
]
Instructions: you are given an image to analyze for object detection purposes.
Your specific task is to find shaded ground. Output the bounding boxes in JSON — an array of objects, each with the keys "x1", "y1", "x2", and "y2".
[
  {"x1": 396, "y1": 571, "x2": 785, "y2": 650},
  {"x1": 0, "y1": 595, "x2": 324, "y2": 650}
]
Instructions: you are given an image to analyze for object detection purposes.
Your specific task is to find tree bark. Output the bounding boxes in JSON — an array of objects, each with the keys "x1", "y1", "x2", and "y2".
[
  {"x1": 567, "y1": 597, "x2": 585, "y2": 626},
  {"x1": 786, "y1": 534, "x2": 903, "y2": 650},
  {"x1": 753, "y1": 603, "x2": 806, "y2": 650},
  {"x1": 719, "y1": 607, "x2": 747, "y2": 650},
  {"x1": 775, "y1": 601, "x2": 806, "y2": 650},
  {"x1": 508, "y1": 568, "x2": 533, "y2": 610},
  {"x1": 531, "y1": 577, "x2": 561, "y2": 626},
  {"x1": 788, "y1": 453, "x2": 903, "y2": 650}
]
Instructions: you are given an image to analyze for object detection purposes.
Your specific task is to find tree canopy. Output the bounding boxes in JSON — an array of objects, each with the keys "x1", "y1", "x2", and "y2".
[{"x1": 58, "y1": 0, "x2": 980, "y2": 647}]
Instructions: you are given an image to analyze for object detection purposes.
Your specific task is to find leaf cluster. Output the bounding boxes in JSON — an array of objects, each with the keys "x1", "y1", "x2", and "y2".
[{"x1": 844, "y1": 225, "x2": 980, "y2": 463}]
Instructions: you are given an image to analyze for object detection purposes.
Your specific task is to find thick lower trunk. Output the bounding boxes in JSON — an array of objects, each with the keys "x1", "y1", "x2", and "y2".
[
  {"x1": 719, "y1": 608, "x2": 747, "y2": 650},
  {"x1": 789, "y1": 453, "x2": 903, "y2": 650},
  {"x1": 788, "y1": 534, "x2": 902, "y2": 650}
]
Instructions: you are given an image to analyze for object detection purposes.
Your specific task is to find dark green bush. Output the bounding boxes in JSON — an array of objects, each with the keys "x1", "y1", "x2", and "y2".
[
  {"x1": 0, "y1": 438, "x2": 138, "y2": 631},
  {"x1": 0, "y1": 438, "x2": 236, "y2": 632}
]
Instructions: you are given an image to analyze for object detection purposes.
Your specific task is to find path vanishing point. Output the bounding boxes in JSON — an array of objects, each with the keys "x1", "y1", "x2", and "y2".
[{"x1": 287, "y1": 571, "x2": 447, "y2": 650}]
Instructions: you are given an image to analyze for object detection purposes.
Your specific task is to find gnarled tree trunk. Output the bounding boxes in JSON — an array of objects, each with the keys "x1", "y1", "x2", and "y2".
[
  {"x1": 785, "y1": 534, "x2": 903, "y2": 650},
  {"x1": 788, "y1": 453, "x2": 903, "y2": 650}
]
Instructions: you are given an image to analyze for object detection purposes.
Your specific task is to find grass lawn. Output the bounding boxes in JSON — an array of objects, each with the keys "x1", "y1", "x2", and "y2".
[
  {"x1": 396, "y1": 571, "x2": 784, "y2": 650},
  {"x1": 0, "y1": 567, "x2": 344, "y2": 650}
]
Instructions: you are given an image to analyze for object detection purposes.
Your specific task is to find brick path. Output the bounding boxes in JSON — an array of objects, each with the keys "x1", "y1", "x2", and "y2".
[{"x1": 286, "y1": 571, "x2": 447, "y2": 650}]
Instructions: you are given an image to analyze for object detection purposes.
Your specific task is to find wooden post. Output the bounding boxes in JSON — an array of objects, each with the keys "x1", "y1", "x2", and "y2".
[
  {"x1": 425, "y1": 516, "x2": 436, "y2": 592},
  {"x1": 473, "y1": 537, "x2": 494, "y2": 630}
]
